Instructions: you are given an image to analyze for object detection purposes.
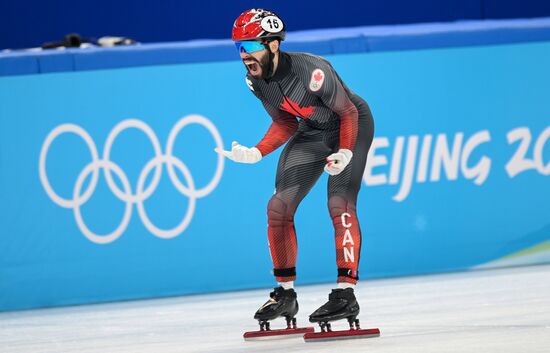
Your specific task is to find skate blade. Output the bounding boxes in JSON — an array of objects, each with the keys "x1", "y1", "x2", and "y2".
[
  {"x1": 304, "y1": 328, "x2": 380, "y2": 342},
  {"x1": 244, "y1": 327, "x2": 315, "y2": 341}
]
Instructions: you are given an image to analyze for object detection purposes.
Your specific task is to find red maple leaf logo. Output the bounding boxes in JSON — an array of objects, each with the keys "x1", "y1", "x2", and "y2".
[
  {"x1": 280, "y1": 97, "x2": 315, "y2": 119},
  {"x1": 314, "y1": 71, "x2": 323, "y2": 81}
]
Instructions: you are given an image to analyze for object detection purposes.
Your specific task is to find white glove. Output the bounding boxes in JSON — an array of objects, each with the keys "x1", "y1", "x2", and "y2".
[
  {"x1": 215, "y1": 141, "x2": 262, "y2": 164},
  {"x1": 324, "y1": 149, "x2": 353, "y2": 176}
]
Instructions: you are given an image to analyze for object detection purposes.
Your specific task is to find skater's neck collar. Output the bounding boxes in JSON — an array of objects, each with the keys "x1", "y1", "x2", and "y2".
[{"x1": 267, "y1": 51, "x2": 291, "y2": 83}]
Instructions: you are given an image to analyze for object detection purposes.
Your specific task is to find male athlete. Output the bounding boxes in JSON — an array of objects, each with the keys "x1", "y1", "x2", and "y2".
[{"x1": 216, "y1": 9, "x2": 375, "y2": 331}]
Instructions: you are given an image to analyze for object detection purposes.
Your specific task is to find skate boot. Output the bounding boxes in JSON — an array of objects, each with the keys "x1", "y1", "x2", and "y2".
[
  {"x1": 304, "y1": 288, "x2": 380, "y2": 342},
  {"x1": 309, "y1": 288, "x2": 359, "y2": 327},
  {"x1": 244, "y1": 287, "x2": 314, "y2": 340},
  {"x1": 254, "y1": 286, "x2": 299, "y2": 329}
]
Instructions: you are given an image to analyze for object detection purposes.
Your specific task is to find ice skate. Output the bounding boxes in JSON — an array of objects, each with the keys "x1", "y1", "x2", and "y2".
[
  {"x1": 243, "y1": 287, "x2": 314, "y2": 341},
  {"x1": 304, "y1": 288, "x2": 380, "y2": 342}
]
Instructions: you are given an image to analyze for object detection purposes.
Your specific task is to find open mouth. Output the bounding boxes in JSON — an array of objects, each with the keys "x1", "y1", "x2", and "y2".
[{"x1": 244, "y1": 60, "x2": 260, "y2": 75}]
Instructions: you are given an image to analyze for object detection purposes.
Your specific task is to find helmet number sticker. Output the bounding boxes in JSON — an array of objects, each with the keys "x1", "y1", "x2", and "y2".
[{"x1": 261, "y1": 16, "x2": 284, "y2": 33}]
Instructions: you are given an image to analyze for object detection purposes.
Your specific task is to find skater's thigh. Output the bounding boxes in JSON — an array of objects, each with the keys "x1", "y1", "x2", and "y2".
[
  {"x1": 328, "y1": 114, "x2": 374, "y2": 202},
  {"x1": 274, "y1": 129, "x2": 331, "y2": 205}
]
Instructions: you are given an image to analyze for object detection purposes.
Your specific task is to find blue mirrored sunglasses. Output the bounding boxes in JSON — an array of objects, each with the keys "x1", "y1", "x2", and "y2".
[{"x1": 235, "y1": 41, "x2": 266, "y2": 54}]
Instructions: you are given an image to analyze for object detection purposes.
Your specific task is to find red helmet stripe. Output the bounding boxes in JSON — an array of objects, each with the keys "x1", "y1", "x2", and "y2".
[{"x1": 232, "y1": 9, "x2": 285, "y2": 42}]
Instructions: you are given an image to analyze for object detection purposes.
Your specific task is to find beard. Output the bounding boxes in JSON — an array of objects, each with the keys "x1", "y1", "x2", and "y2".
[{"x1": 244, "y1": 51, "x2": 272, "y2": 80}]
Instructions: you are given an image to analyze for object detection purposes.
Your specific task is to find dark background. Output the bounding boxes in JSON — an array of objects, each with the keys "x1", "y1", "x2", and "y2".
[{"x1": 1, "y1": 0, "x2": 550, "y2": 49}]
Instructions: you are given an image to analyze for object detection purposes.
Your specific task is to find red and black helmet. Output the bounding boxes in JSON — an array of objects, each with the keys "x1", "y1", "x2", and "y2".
[{"x1": 232, "y1": 9, "x2": 286, "y2": 42}]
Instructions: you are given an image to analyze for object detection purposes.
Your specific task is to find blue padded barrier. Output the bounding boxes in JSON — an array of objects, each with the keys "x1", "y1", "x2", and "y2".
[
  {"x1": 38, "y1": 51, "x2": 75, "y2": 74},
  {"x1": 0, "y1": 53, "x2": 39, "y2": 76},
  {"x1": 366, "y1": 26, "x2": 550, "y2": 52},
  {"x1": 2, "y1": 18, "x2": 550, "y2": 76}
]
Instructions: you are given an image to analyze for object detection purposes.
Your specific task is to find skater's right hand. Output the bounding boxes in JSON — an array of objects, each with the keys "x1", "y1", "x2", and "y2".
[{"x1": 215, "y1": 141, "x2": 263, "y2": 164}]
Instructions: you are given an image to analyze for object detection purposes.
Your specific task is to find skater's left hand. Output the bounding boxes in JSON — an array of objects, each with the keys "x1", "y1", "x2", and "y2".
[{"x1": 324, "y1": 149, "x2": 353, "y2": 176}]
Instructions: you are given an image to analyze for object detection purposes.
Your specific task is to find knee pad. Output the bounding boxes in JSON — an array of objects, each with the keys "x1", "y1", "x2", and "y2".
[
  {"x1": 328, "y1": 194, "x2": 353, "y2": 217},
  {"x1": 267, "y1": 195, "x2": 293, "y2": 226},
  {"x1": 328, "y1": 194, "x2": 358, "y2": 226}
]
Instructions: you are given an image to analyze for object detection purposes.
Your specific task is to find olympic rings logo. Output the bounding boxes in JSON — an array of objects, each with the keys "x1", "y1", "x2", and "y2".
[{"x1": 39, "y1": 115, "x2": 224, "y2": 244}]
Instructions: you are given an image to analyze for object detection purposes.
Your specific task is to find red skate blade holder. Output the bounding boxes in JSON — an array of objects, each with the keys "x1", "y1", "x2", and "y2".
[
  {"x1": 244, "y1": 327, "x2": 315, "y2": 341},
  {"x1": 304, "y1": 327, "x2": 380, "y2": 342}
]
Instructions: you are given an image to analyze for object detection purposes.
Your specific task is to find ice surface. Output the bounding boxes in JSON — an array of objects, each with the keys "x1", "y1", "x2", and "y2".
[{"x1": 1, "y1": 265, "x2": 549, "y2": 353}]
